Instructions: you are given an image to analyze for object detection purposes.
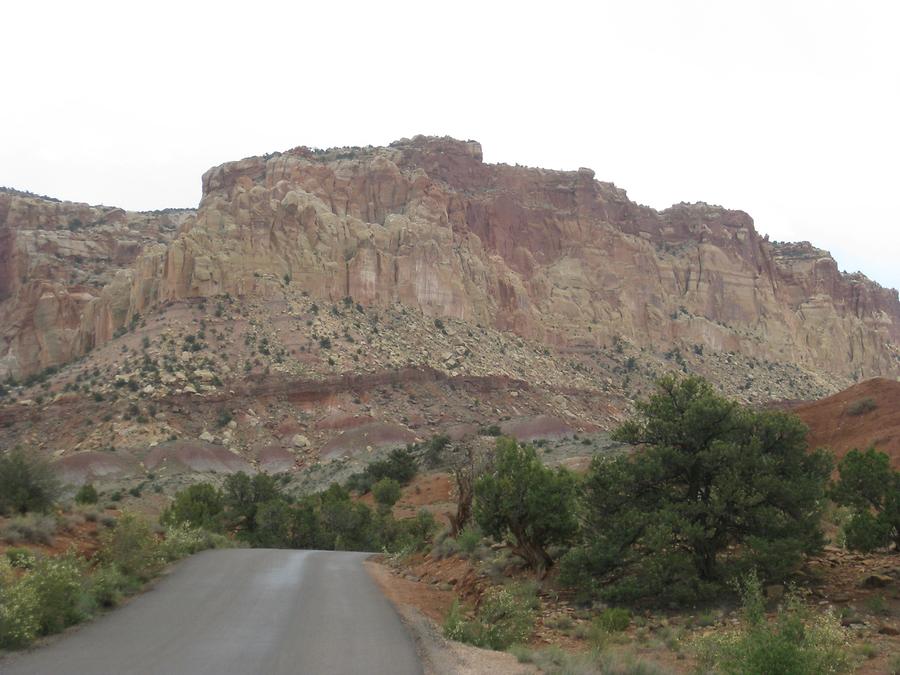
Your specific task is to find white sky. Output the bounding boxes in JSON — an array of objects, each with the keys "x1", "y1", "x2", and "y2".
[{"x1": 1, "y1": 0, "x2": 898, "y2": 290}]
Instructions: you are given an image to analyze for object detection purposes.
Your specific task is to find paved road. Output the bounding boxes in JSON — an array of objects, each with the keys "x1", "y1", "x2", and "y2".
[{"x1": 1, "y1": 549, "x2": 423, "y2": 675}]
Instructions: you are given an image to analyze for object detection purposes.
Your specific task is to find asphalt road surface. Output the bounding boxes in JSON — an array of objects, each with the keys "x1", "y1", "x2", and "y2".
[{"x1": 1, "y1": 549, "x2": 423, "y2": 675}]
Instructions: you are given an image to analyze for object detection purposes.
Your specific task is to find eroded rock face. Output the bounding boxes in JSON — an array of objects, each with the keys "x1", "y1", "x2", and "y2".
[
  {"x1": 2, "y1": 137, "x2": 898, "y2": 382},
  {"x1": 0, "y1": 189, "x2": 192, "y2": 377}
]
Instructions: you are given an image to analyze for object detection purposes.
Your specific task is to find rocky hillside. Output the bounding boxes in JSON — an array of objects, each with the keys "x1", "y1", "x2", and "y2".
[
  {"x1": 0, "y1": 188, "x2": 193, "y2": 377},
  {"x1": 3, "y1": 136, "x2": 896, "y2": 384},
  {"x1": 1, "y1": 137, "x2": 898, "y2": 483}
]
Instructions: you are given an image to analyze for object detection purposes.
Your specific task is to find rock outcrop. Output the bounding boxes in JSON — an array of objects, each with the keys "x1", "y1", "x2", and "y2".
[
  {"x1": 2, "y1": 137, "x2": 898, "y2": 382},
  {"x1": 0, "y1": 189, "x2": 192, "y2": 377}
]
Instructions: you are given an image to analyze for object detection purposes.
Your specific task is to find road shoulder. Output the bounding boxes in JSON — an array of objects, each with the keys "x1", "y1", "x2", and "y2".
[{"x1": 365, "y1": 558, "x2": 535, "y2": 675}]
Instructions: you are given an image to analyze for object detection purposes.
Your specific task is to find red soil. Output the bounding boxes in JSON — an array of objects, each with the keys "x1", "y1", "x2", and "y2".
[{"x1": 791, "y1": 378, "x2": 900, "y2": 466}]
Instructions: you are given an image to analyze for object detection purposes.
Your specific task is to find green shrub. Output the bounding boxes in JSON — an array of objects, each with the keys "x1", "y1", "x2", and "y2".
[
  {"x1": 346, "y1": 447, "x2": 418, "y2": 494},
  {"x1": 431, "y1": 530, "x2": 460, "y2": 559},
  {"x1": 0, "y1": 574, "x2": 39, "y2": 648},
  {"x1": 424, "y1": 434, "x2": 451, "y2": 468},
  {"x1": 595, "y1": 607, "x2": 631, "y2": 633},
  {"x1": 161, "y1": 483, "x2": 225, "y2": 532},
  {"x1": 75, "y1": 483, "x2": 99, "y2": 505},
  {"x1": 26, "y1": 554, "x2": 90, "y2": 635},
  {"x1": 694, "y1": 573, "x2": 852, "y2": 675},
  {"x1": 0, "y1": 448, "x2": 61, "y2": 515},
  {"x1": 847, "y1": 397, "x2": 877, "y2": 416},
  {"x1": 443, "y1": 583, "x2": 536, "y2": 650},
  {"x1": 252, "y1": 500, "x2": 293, "y2": 548},
  {"x1": 89, "y1": 564, "x2": 135, "y2": 608},
  {"x1": 508, "y1": 646, "x2": 666, "y2": 675},
  {"x1": 457, "y1": 525, "x2": 482, "y2": 556},
  {"x1": 479, "y1": 425, "x2": 502, "y2": 437},
  {"x1": 393, "y1": 509, "x2": 438, "y2": 553},
  {"x1": 160, "y1": 523, "x2": 231, "y2": 561},
  {"x1": 97, "y1": 512, "x2": 163, "y2": 581},
  {"x1": 223, "y1": 471, "x2": 282, "y2": 536},
  {"x1": 5, "y1": 547, "x2": 35, "y2": 569},
  {"x1": 216, "y1": 409, "x2": 233, "y2": 428},
  {"x1": 0, "y1": 552, "x2": 92, "y2": 648},
  {"x1": 1, "y1": 513, "x2": 58, "y2": 545},
  {"x1": 372, "y1": 477, "x2": 402, "y2": 513}
]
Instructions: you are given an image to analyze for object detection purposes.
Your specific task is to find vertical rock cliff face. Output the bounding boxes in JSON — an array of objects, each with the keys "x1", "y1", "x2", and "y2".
[
  {"x1": 1, "y1": 137, "x2": 898, "y2": 382},
  {"x1": 0, "y1": 190, "x2": 191, "y2": 377}
]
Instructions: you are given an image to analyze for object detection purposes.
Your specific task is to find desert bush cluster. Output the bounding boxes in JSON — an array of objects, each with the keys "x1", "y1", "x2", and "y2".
[
  {"x1": 444, "y1": 582, "x2": 537, "y2": 650},
  {"x1": 0, "y1": 511, "x2": 230, "y2": 650},
  {"x1": 0, "y1": 448, "x2": 60, "y2": 515},
  {"x1": 344, "y1": 447, "x2": 418, "y2": 494},
  {"x1": 162, "y1": 468, "x2": 436, "y2": 554}
]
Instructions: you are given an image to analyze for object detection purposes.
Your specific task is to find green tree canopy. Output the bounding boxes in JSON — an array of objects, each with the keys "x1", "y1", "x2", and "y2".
[
  {"x1": 561, "y1": 375, "x2": 832, "y2": 605},
  {"x1": 831, "y1": 447, "x2": 900, "y2": 551},
  {"x1": 372, "y1": 477, "x2": 402, "y2": 514},
  {"x1": 474, "y1": 437, "x2": 577, "y2": 572},
  {"x1": 222, "y1": 471, "x2": 282, "y2": 536},
  {"x1": 161, "y1": 483, "x2": 225, "y2": 532}
]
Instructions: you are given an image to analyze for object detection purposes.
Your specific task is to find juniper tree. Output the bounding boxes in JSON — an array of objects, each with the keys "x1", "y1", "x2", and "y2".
[
  {"x1": 561, "y1": 375, "x2": 832, "y2": 604},
  {"x1": 831, "y1": 447, "x2": 900, "y2": 551},
  {"x1": 475, "y1": 438, "x2": 577, "y2": 572}
]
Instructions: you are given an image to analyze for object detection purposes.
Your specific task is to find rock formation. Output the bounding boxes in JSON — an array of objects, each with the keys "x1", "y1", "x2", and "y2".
[
  {"x1": 2, "y1": 137, "x2": 898, "y2": 383},
  {"x1": 0, "y1": 189, "x2": 192, "y2": 376}
]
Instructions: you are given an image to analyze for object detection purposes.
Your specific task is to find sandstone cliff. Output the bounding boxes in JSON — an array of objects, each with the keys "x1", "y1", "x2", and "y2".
[
  {"x1": 2, "y1": 137, "x2": 898, "y2": 382},
  {"x1": 0, "y1": 189, "x2": 192, "y2": 376}
]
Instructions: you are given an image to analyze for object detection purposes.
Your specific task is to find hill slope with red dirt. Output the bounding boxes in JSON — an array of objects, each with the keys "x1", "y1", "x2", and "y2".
[{"x1": 792, "y1": 377, "x2": 900, "y2": 466}]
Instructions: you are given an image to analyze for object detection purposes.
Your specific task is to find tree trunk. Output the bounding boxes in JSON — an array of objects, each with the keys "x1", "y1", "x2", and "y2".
[{"x1": 511, "y1": 529, "x2": 554, "y2": 576}]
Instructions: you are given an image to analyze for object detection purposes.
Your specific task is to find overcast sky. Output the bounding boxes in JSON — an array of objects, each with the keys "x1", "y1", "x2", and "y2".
[{"x1": 2, "y1": 0, "x2": 897, "y2": 290}]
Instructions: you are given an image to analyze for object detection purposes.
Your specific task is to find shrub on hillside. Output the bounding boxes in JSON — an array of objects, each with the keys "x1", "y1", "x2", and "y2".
[
  {"x1": 475, "y1": 438, "x2": 577, "y2": 572},
  {"x1": 1, "y1": 513, "x2": 58, "y2": 546},
  {"x1": 0, "y1": 553, "x2": 89, "y2": 648},
  {"x1": 97, "y1": 512, "x2": 163, "y2": 581},
  {"x1": 561, "y1": 375, "x2": 832, "y2": 605},
  {"x1": 160, "y1": 523, "x2": 232, "y2": 561},
  {"x1": 384, "y1": 508, "x2": 438, "y2": 554},
  {"x1": 252, "y1": 499, "x2": 294, "y2": 548},
  {"x1": 0, "y1": 448, "x2": 61, "y2": 515},
  {"x1": 5, "y1": 547, "x2": 36, "y2": 569},
  {"x1": 88, "y1": 564, "x2": 137, "y2": 608},
  {"x1": 456, "y1": 525, "x2": 482, "y2": 557},
  {"x1": 830, "y1": 447, "x2": 899, "y2": 551},
  {"x1": 846, "y1": 397, "x2": 877, "y2": 416},
  {"x1": 594, "y1": 607, "x2": 631, "y2": 633},
  {"x1": 346, "y1": 447, "x2": 418, "y2": 494},
  {"x1": 444, "y1": 583, "x2": 536, "y2": 650},
  {"x1": 694, "y1": 573, "x2": 852, "y2": 675},
  {"x1": 24, "y1": 553, "x2": 90, "y2": 635},
  {"x1": 74, "y1": 483, "x2": 99, "y2": 505},
  {"x1": 372, "y1": 477, "x2": 402, "y2": 513},
  {"x1": 161, "y1": 483, "x2": 225, "y2": 532},
  {"x1": 424, "y1": 434, "x2": 451, "y2": 468}
]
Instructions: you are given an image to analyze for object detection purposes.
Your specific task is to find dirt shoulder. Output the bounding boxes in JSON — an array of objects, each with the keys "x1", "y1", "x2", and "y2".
[{"x1": 365, "y1": 558, "x2": 535, "y2": 675}]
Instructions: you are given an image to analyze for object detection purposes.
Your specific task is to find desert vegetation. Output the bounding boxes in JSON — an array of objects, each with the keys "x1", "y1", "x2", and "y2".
[
  {"x1": 0, "y1": 450, "x2": 231, "y2": 650},
  {"x1": 161, "y1": 467, "x2": 435, "y2": 554},
  {"x1": 428, "y1": 376, "x2": 899, "y2": 672}
]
